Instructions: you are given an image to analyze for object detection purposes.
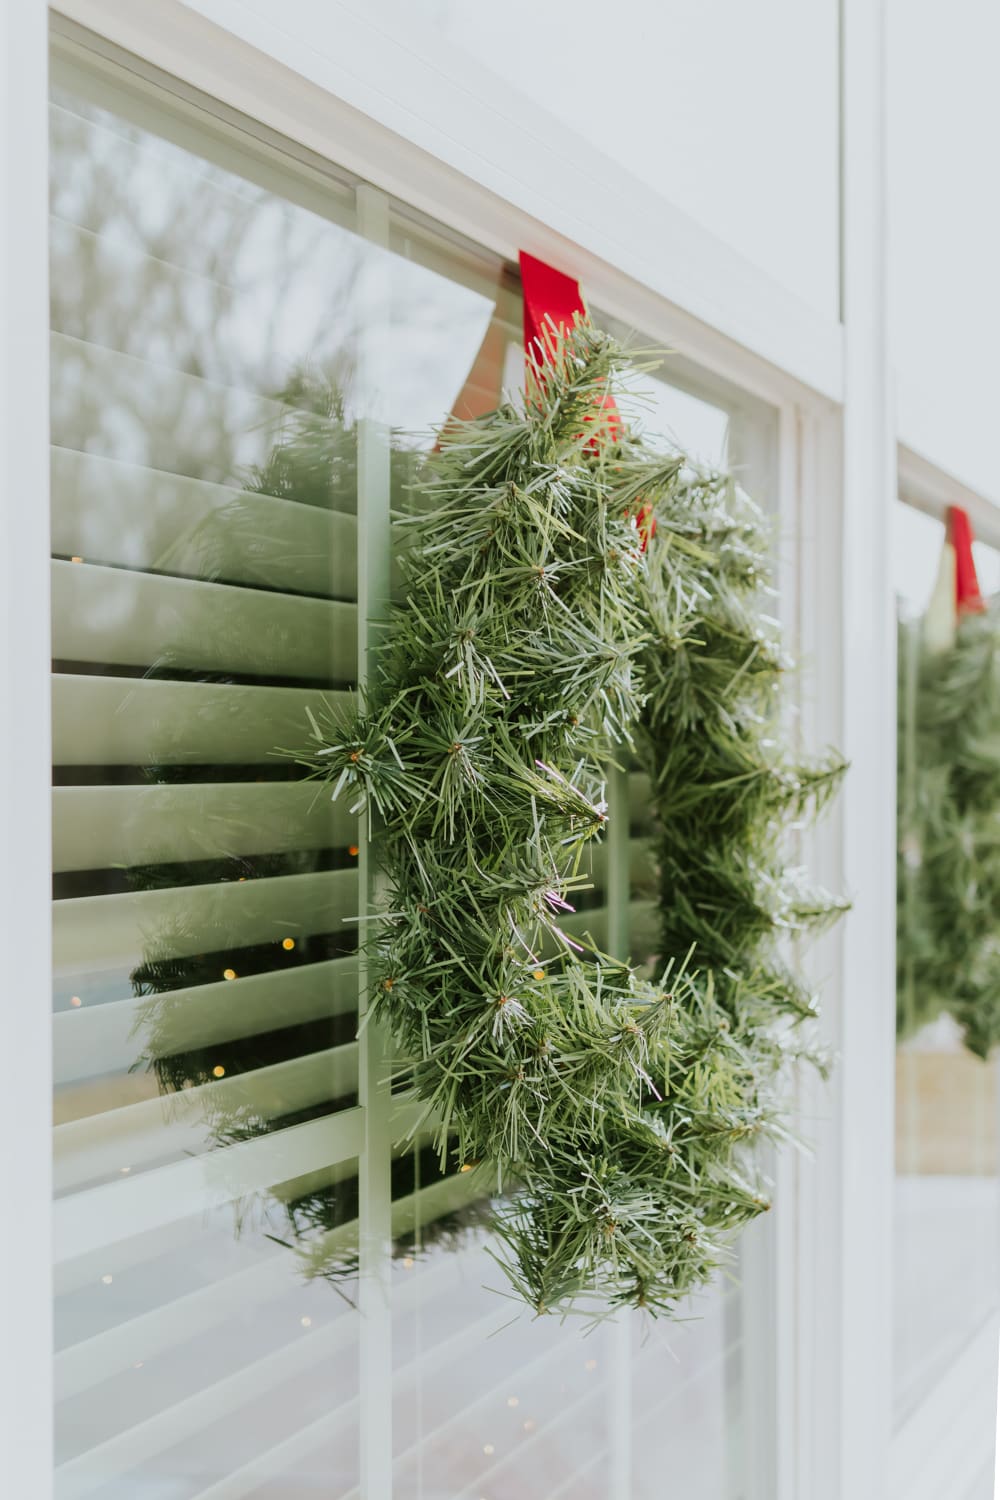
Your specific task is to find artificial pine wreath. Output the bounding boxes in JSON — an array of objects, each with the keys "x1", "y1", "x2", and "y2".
[
  {"x1": 897, "y1": 600, "x2": 1000, "y2": 1057},
  {"x1": 303, "y1": 322, "x2": 845, "y2": 1315}
]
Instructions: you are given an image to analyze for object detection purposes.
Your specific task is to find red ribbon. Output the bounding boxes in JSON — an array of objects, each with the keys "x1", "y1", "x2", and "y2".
[
  {"x1": 947, "y1": 505, "x2": 985, "y2": 614},
  {"x1": 519, "y1": 250, "x2": 654, "y2": 549}
]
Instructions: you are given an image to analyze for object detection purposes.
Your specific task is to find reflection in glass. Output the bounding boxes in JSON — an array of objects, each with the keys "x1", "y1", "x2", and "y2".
[
  {"x1": 52, "y1": 39, "x2": 779, "y2": 1498},
  {"x1": 49, "y1": 56, "x2": 373, "y2": 1499},
  {"x1": 892, "y1": 498, "x2": 1000, "y2": 1427}
]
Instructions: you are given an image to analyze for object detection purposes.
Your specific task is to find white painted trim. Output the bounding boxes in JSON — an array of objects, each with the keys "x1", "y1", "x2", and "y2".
[
  {"x1": 355, "y1": 182, "x2": 395, "y2": 1500},
  {"x1": 898, "y1": 443, "x2": 1000, "y2": 552},
  {"x1": 898, "y1": 376, "x2": 1000, "y2": 518},
  {"x1": 0, "y1": 1, "x2": 53, "y2": 1496},
  {"x1": 836, "y1": 3, "x2": 897, "y2": 1497},
  {"x1": 51, "y1": 0, "x2": 844, "y2": 406},
  {"x1": 784, "y1": 398, "x2": 849, "y2": 1500}
]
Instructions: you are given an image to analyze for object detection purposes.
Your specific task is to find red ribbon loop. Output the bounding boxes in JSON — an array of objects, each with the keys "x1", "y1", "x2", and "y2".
[
  {"x1": 947, "y1": 506, "x2": 985, "y2": 614},
  {"x1": 519, "y1": 250, "x2": 654, "y2": 550}
]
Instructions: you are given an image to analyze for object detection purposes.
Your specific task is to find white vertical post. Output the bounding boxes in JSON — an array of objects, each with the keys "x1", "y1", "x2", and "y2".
[
  {"x1": 837, "y1": 1, "x2": 896, "y2": 1496},
  {"x1": 0, "y1": 2, "x2": 52, "y2": 1497},
  {"x1": 355, "y1": 182, "x2": 394, "y2": 1500},
  {"x1": 727, "y1": 397, "x2": 784, "y2": 1500},
  {"x1": 772, "y1": 397, "x2": 809, "y2": 1500},
  {"x1": 604, "y1": 764, "x2": 632, "y2": 1500}
]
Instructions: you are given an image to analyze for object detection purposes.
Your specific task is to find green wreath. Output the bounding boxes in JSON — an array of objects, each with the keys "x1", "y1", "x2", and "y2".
[
  {"x1": 304, "y1": 324, "x2": 845, "y2": 1315},
  {"x1": 897, "y1": 602, "x2": 1000, "y2": 1057}
]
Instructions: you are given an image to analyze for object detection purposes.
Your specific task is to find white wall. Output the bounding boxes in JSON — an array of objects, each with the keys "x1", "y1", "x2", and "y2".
[
  {"x1": 383, "y1": 0, "x2": 842, "y2": 321},
  {"x1": 168, "y1": 0, "x2": 844, "y2": 399},
  {"x1": 889, "y1": 0, "x2": 1000, "y2": 504}
]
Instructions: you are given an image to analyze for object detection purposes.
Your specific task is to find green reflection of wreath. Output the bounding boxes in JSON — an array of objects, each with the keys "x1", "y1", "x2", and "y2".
[
  {"x1": 897, "y1": 604, "x2": 1000, "y2": 1058},
  {"x1": 302, "y1": 325, "x2": 846, "y2": 1317}
]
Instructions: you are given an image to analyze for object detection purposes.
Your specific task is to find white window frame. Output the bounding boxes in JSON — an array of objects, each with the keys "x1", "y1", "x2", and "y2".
[{"x1": 1, "y1": 0, "x2": 925, "y2": 1496}]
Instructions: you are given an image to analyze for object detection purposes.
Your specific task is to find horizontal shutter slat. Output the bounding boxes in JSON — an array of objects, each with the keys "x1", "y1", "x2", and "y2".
[
  {"x1": 52, "y1": 675, "x2": 353, "y2": 766},
  {"x1": 55, "y1": 1109, "x2": 364, "y2": 1265},
  {"x1": 186, "y1": 1408, "x2": 356, "y2": 1500},
  {"x1": 49, "y1": 90, "x2": 356, "y2": 274},
  {"x1": 181, "y1": 1305, "x2": 507, "y2": 1500},
  {"x1": 52, "y1": 783, "x2": 355, "y2": 871},
  {"x1": 628, "y1": 772, "x2": 652, "y2": 825},
  {"x1": 54, "y1": 1044, "x2": 359, "y2": 1193},
  {"x1": 54, "y1": 1148, "x2": 464, "y2": 1404},
  {"x1": 54, "y1": 1306, "x2": 361, "y2": 1500},
  {"x1": 585, "y1": 838, "x2": 657, "y2": 897},
  {"x1": 54, "y1": 869, "x2": 357, "y2": 975},
  {"x1": 51, "y1": 560, "x2": 357, "y2": 681},
  {"x1": 558, "y1": 899, "x2": 658, "y2": 956},
  {"x1": 51, "y1": 447, "x2": 358, "y2": 596},
  {"x1": 55, "y1": 1091, "x2": 423, "y2": 1298},
  {"x1": 50, "y1": 331, "x2": 293, "y2": 478},
  {"x1": 54, "y1": 958, "x2": 358, "y2": 1085}
]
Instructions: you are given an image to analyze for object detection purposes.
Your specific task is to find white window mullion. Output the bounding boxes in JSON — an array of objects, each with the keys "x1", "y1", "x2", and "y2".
[
  {"x1": 604, "y1": 763, "x2": 633, "y2": 1500},
  {"x1": 1, "y1": 2, "x2": 53, "y2": 1496},
  {"x1": 355, "y1": 180, "x2": 395, "y2": 1500}
]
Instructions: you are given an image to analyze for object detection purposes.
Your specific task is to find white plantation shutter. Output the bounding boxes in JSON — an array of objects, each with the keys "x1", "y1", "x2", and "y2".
[
  {"x1": 50, "y1": 35, "x2": 774, "y2": 1499},
  {"x1": 49, "y1": 39, "x2": 524, "y2": 1500},
  {"x1": 50, "y1": 51, "x2": 372, "y2": 1500}
]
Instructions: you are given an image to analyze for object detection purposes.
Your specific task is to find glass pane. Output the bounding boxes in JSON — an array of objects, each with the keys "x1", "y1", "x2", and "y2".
[
  {"x1": 52, "y1": 38, "x2": 781, "y2": 1497},
  {"x1": 386, "y1": 310, "x2": 777, "y2": 1496},
  {"x1": 893, "y1": 497, "x2": 1000, "y2": 1427},
  {"x1": 50, "y1": 51, "x2": 370, "y2": 1498}
]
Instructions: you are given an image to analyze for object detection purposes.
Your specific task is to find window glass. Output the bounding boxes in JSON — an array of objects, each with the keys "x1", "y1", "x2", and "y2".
[
  {"x1": 893, "y1": 496, "x2": 1000, "y2": 1426},
  {"x1": 51, "y1": 38, "x2": 776, "y2": 1498},
  {"x1": 50, "y1": 50, "x2": 376, "y2": 1498},
  {"x1": 388, "y1": 337, "x2": 777, "y2": 1498}
]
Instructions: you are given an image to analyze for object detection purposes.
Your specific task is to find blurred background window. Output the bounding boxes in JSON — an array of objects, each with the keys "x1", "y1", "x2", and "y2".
[{"x1": 892, "y1": 496, "x2": 1000, "y2": 1449}]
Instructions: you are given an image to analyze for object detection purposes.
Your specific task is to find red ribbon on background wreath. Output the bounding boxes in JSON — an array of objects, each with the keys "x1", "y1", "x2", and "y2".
[
  {"x1": 519, "y1": 250, "x2": 656, "y2": 551},
  {"x1": 947, "y1": 505, "x2": 985, "y2": 614}
]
